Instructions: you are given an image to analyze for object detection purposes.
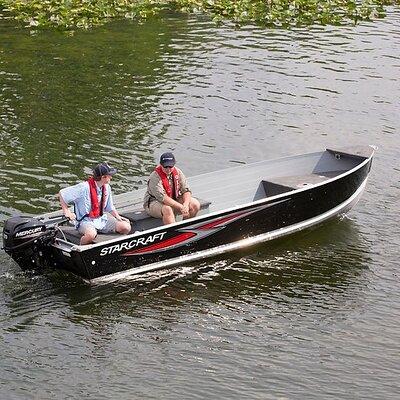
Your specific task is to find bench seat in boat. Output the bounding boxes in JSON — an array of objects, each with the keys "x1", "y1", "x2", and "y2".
[
  {"x1": 57, "y1": 198, "x2": 211, "y2": 245},
  {"x1": 261, "y1": 172, "x2": 343, "y2": 197}
]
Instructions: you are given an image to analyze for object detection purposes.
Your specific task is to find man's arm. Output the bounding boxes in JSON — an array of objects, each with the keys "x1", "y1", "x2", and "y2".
[
  {"x1": 177, "y1": 169, "x2": 191, "y2": 216},
  {"x1": 162, "y1": 194, "x2": 187, "y2": 215},
  {"x1": 59, "y1": 191, "x2": 76, "y2": 221},
  {"x1": 110, "y1": 209, "x2": 129, "y2": 222},
  {"x1": 180, "y1": 191, "x2": 191, "y2": 216},
  {"x1": 104, "y1": 187, "x2": 129, "y2": 222}
]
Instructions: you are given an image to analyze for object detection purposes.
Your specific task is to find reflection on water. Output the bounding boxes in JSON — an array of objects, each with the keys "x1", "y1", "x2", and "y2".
[
  {"x1": 1, "y1": 218, "x2": 383, "y2": 399},
  {"x1": 1, "y1": 10, "x2": 400, "y2": 400},
  {"x1": 1, "y1": 218, "x2": 369, "y2": 329}
]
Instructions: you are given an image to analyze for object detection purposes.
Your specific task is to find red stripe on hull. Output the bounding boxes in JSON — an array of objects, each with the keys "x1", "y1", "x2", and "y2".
[{"x1": 123, "y1": 232, "x2": 196, "y2": 255}]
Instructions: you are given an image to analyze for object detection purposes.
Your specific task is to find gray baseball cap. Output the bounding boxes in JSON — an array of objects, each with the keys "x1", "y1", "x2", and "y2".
[
  {"x1": 160, "y1": 152, "x2": 176, "y2": 167},
  {"x1": 93, "y1": 162, "x2": 117, "y2": 178}
]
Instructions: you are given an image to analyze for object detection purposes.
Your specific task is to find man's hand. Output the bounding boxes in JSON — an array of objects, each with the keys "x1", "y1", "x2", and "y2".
[
  {"x1": 180, "y1": 204, "x2": 189, "y2": 218},
  {"x1": 64, "y1": 209, "x2": 76, "y2": 221}
]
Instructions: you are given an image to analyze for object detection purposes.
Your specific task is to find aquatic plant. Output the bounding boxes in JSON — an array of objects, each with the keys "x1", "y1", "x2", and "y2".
[
  {"x1": 0, "y1": 0, "x2": 166, "y2": 29},
  {"x1": 177, "y1": 0, "x2": 397, "y2": 26},
  {"x1": 0, "y1": 0, "x2": 399, "y2": 29}
]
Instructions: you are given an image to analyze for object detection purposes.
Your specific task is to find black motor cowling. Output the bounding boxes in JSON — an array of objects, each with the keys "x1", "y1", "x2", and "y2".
[{"x1": 2, "y1": 216, "x2": 55, "y2": 270}]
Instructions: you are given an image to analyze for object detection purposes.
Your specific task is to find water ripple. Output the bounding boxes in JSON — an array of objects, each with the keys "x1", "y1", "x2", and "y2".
[{"x1": 1, "y1": 10, "x2": 400, "y2": 400}]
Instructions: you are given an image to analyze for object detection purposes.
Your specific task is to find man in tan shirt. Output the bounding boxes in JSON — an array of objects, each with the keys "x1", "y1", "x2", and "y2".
[{"x1": 144, "y1": 152, "x2": 200, "y2": 225}]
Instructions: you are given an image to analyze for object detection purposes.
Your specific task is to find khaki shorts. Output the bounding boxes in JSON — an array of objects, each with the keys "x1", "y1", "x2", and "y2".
[
  {"x1": 145, "y1": 200, "x2": 169, "y2": 219},
  {"x1": 78, "y1": 215, "x2": 117, "y2": 234},
  {"x1": 145, "y1": 197, "x2": 199, "y2": 219}
]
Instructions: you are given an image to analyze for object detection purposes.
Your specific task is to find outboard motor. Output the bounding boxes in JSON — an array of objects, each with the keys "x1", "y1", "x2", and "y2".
[{"x1": 2, "y1": 216, "x2": 57, "y2": 270}]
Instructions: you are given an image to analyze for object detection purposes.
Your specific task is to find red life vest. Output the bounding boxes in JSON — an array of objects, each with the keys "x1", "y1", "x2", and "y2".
[
  {"x1": 87, "y1": 177, "x2": 106, "y2": 218},
  {"x1": 155, "y1": 165, "x2": 180, "y2": 200}
]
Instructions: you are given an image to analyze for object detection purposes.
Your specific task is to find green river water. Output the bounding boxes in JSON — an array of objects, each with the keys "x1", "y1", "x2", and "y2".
[{"x1": 1, "y1": 10, "x2": 399, "y2": 400}]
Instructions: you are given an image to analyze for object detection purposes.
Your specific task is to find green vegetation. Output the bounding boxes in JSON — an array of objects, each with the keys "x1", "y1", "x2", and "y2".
[
  {"x1": 0, "y1": 0, "x2": 164, "y2": 29},
  {"x1": 178, "y1": 0, "x2": 399, "y2": 25},
  {"x1": 0, "y1": 0, "x2": 399, "y2": 30}
]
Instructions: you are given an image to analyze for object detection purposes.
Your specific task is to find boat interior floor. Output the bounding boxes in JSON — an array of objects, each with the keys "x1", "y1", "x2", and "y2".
[
  {"x1": 55, "y1": 171, "x2": 342, "y2": 246},
  {"x1": 48, "y1": 146, "x2": 371, "y2": 247}
]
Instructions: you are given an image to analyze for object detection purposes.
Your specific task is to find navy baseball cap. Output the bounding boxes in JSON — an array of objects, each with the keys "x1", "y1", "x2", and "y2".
[
  {"x1": 93, "y1": 162, "x2": 117, "y2": 178},
  {"x1": 160, "y1": 152, "x2": 176, "y2": 167}
]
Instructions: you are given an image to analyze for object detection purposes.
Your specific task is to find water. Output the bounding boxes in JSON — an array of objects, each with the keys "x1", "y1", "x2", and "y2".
[{"x1": 1, "y1": 10, "x2": 400, "y2": 399}]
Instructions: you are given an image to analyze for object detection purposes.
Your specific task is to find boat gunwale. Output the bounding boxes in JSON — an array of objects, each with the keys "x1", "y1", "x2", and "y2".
[{"x1": 54, "y1": 146, "x2": 375, "y2": 253}]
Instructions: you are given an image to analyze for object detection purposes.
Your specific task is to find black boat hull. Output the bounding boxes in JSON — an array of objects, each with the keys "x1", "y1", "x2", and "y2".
[{"x1": 51, "y1": 156, "x2": 371, "y2": 283}]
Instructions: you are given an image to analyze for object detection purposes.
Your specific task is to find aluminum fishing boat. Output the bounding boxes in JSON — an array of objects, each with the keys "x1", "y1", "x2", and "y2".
[{"x1": 2, "y1": 145, "x2": 375, "y2": 283}]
